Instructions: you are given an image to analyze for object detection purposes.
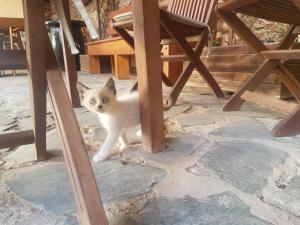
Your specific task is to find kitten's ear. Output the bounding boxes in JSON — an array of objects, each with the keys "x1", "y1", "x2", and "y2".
[
  {"x1": 105, "y1": 77, "x2": 116, "y2": 95},
  {"x1": 77, "y1": 82, "x2": 89, "y2": 100}
]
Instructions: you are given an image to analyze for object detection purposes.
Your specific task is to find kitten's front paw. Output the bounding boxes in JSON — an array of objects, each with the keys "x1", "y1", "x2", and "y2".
[{"x1": 93, "y1": 153, "x2": 108, "y2": 162}]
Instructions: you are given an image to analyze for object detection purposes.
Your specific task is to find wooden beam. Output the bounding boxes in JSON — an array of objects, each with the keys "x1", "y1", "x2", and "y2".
[
  {"x1": 161, "y1": 54, "x2": 188, "y2": 62},
  {"x1": 132, "y1": 0, "x2": 165, "y2": 152},
  {"x1": 0, "y1": 130, "x2": 34, "y2": 149},
  {"x1": 216, "y1": 0, "x2": 259, "y2": 12},
  {"x1": 46, "y1": 38, "x2": 108, "y2": 225},
  {"x1": 0, "y1": 18, "x2": 24, "y2": 28},
  {"x1": 261, "y1": 49, "x2": 300, "y2": 59},
  {"x1": 241, "y1": 91, "x2": 297, "y2": 114},
  {"x1": 60, "y1": 0, "x2": 81, "y2": 108},
  {"x1": 23, "y1": 0, "x2": 48, "y2": 161}
]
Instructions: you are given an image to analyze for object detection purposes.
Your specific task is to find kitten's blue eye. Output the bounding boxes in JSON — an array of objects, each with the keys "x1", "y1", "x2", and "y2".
[
  {"x1": 89, "y1": 97, "x2": 97, "y2": 105},
  {"x1": 102, "y1": 96, "x2": 110, "y2": 104}
]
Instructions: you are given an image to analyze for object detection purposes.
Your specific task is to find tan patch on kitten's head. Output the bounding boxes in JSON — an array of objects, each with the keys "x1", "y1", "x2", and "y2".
[{"x1": 77, "y1": 78, "x2": 117, "y2": 114}]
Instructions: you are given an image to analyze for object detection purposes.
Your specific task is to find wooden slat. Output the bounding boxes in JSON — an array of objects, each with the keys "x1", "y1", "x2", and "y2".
[
  {"x1": 0, "y1": 130, "x2": 34, "y2": 149},
  {"x1": 261, "y1": 49, "x2": 300, "y2": 59},
  {"x1": 216, "y1": 0, "x2": 259, "y2": 12},
  {"x1": 61, "y1": 0, "x2": 81, "y2": 108},
  {"x1": 132, "y1": 0, "x2": 165, "y2": 152},
  {"x1": 237, "y1": 0, "x2": 300, "y2": 25},
  {"x1": 161, "y1": 54, "x2": 188, "y2": 62},
  {"x1": 241, "y1": 91, "x2": 297, "y2": 114}
]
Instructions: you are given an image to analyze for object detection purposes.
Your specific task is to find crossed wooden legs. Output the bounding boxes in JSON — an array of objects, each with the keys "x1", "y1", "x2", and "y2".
[
  {"x1": 159, "y1": 11, "x2": 224, "y2": 108},
  {"x1": 114, "y1": 11, "x2": 224, "y2": 109},
  {"x1": 218, "y1": 10, "x2": 300, "y2": 137}
]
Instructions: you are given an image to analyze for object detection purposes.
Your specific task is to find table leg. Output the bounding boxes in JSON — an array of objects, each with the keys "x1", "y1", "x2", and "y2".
[
  {"x1": 272, "y1": 105, "x2": 300, "y2": 137},
  {"x1": 23, "y1": 0, "x2": 48, "y2": 161},
  {"x1": 88, "y1": 55, "x2": 101, "y2": 74},
  {"x1": 113, "y1": 54, "x2": 130, "y2": 79},
  {"x1": 61, "y1": 0, "x2": 81, "y2": 108},
  {"x1": 9, "y1": 26, "x2": 16, "y2": 76},
  {"x1": 132, "y1": 0, "x2": 165, "y2": 152}
]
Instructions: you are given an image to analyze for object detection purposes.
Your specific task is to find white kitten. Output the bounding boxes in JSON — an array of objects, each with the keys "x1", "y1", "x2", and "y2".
[{"x1": 78, "y1": 78, "x2": 140, "y2": 162}]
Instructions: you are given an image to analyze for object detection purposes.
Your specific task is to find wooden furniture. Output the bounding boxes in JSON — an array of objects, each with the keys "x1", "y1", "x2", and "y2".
[
  {"x1": 0, "y1": 0, "x2": 108, "y2": 224},
  {"x1": 188, "y1": 44, "x2": 300, "y2": 98},
  {"x1": 113, "y1": 0, "x2": 224, "y2": 109},
  {"x1": 0, "y1": 17, "x2": 25, "y2": 75},
  {"x1": 131, "y1": 0, "x2": 165, "y2": 152},
  {"x1": 86, "y1": 37, "x2": 134, "y2": 79},
  {"x1": 217, "y1": 0, "x2": 300, "y2": 137},
  {"x1": 87, "y1": 4, "x2": 181, "y2": 82}
]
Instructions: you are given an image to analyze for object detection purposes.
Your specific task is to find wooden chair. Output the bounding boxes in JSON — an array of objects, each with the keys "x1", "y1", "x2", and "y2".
[{"x1": 113, "y1": 0, "x2": 224, "y2": 109}]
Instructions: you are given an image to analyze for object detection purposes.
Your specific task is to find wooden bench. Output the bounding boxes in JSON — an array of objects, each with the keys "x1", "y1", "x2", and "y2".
[
  {"x1": 86, "y1": 37, "x2": 134, "y2": 79},
  {"x1": 86, "y1": 2, "x2": 182, "y2": 82}
]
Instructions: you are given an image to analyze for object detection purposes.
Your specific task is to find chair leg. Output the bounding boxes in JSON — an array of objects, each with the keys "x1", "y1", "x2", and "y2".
[
  {"x1": 160, "y1": 10, "x2": 224, "y2": 98},
  {"x1": 23, "y1": 0, "x2": 48, "y2": 161},
  {"x1": 218, "y1": 11, "x2": 299, "y2": 111},
  {"x1": 164, "y1": 62, "x2": 195, "y2": 109},
  {"x1": 223, "y1": 59, "x2": 276, "y2": 111},
  {"x1": 272, "y1": 105, "x2": 300, "y2": 137}
]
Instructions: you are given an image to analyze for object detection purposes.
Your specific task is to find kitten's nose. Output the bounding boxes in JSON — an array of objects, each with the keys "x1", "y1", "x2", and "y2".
[{"x1": 98, "y1": 105, "x2": 103, "y2": 110}]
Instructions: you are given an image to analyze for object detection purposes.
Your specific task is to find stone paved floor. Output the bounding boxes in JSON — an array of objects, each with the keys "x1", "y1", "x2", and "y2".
[{"x1": 1, "y1": 73, "x2": 300, "y2": 225}]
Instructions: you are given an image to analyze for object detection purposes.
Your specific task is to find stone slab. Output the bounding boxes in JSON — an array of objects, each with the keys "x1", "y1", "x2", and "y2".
[
  {"x1": 124, "y1": 134, "x2": 206, "y2": 165},
  {"x1": 204, "y1": 105, "x2": 284, "y2": 119},
  {"x1": 176, "y1": 112, "x2": 225, "y2": 127},
  {"x1": 191, "y1": 99, "x2": 224, "y2": 109},
  {"x1": 209, "y1": 119, "x2": 300, "y2": 146},
  {"x1": 262, "y1": 176, "x2": 300, "y2": 217},
  {"x1": 164, "y1": 104, "x2": 192, "y2": 120},
  {"x1": 133, "y1": 192, "x2": 272, "y2": 225},
  {"x1": 4, "y1": 160, "x2": 166, "y2": 214},
  {"x1": 18, "y1": 115, "x2": 55, "y2": 130},
  {"x1": 4, "y1": 129, "x2": 63, "y2": 164},
  {"x1": 195, "y1": 140, "x2": 286, "y2": 194},
  {"x1": 14, "y1": 215, "x2": 78, "y2": 225}
]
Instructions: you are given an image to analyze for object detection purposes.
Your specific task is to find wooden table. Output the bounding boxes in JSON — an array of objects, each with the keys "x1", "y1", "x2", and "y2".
[
  {"x1": 217, "y1": 0, "x2": 300, "y2": 137},
  {"x1": 0, "y1": 0, "x2": 164, "y2": 224},
  {"x1": 1, "y1": 0, "x2": 108, "y2": 224}
]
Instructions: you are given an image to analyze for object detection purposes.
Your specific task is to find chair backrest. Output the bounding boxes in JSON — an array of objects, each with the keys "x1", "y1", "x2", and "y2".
[{"x1": 167, "y1": 0, "x2": 217, "y2": 26}]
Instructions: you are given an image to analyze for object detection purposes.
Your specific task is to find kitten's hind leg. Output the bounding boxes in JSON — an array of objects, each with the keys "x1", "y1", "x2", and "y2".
[
  {"x1": 94, "y1": 132, "x2": 119, "y2": 162},
  {"x1": 118, "y1": 133, "x2": 129, "y2": 152}
]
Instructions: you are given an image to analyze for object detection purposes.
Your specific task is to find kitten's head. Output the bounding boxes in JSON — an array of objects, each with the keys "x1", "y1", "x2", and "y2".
[{"x1": 77, "y1": 78, "x2": 117, "y2": 114}]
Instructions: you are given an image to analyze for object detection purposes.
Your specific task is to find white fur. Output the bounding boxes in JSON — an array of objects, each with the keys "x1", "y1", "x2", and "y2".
[{"x1": 93, "y1": 92, "x2": 140, "y2": 162}]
